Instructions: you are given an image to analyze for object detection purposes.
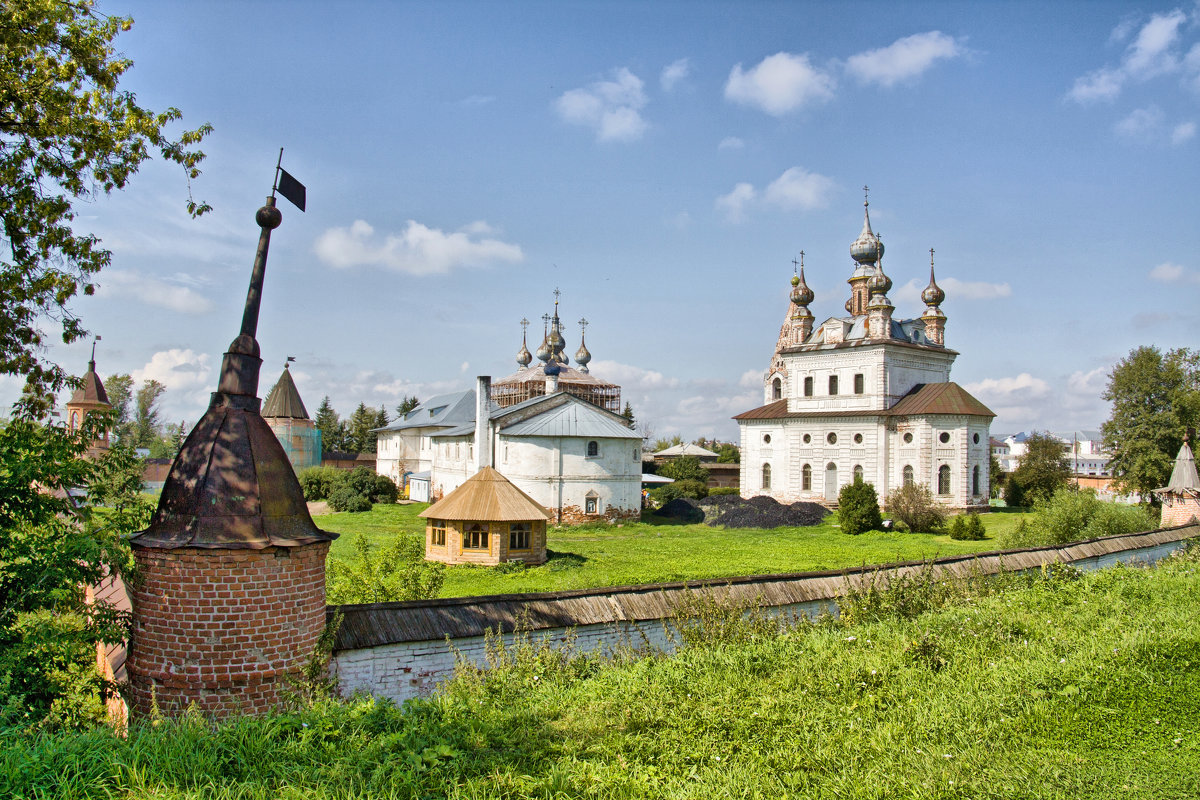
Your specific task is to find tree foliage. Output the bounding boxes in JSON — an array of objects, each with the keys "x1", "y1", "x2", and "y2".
[
  {"x1": 1101, "y1": 346, "x2": 1200, "y2": 502},
  {"x1": 837, "y1": 477, "x2": 882, "y2": 535},
  {"x1": 131, "y1": 378, "x2": 164, "y2": 449},
  {"x1": 314, "y1": 396, "x2": 347, "y2": 453},
  {"x1": 621, "y1": 402, "x2": 635, "y2": 428},
  {"x1": 101, "y1": 373, "x2": 133, "y2": 442},
  {"x1": 1005, "y1": 432, "x2": 1071, "y2": 507},
  {"x1": 326, "y1": 533, "x2": 444, "y2": 604},
  {"x1": 395, "y1": 395, "x2": 420, "y2": 417},
  {"x1": 1, "y1": 0, "x2": 210, "y2": 407},
  {"x1": 997, "y1": 487, "x2": 1157, "y2": 549},
  {"x1": 658, "y1": 455, "x2": 709, "y2": 483},
  {"x1": 885, "y1": 483, "x2": 946, "y2": 533}
]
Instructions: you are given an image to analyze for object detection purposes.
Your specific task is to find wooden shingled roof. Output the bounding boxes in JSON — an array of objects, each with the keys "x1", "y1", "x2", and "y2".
[
  {"x1": 419, "y1": 466, "x2": 552, "y2": 522},
  {"x1": 261, "y1": 365, "x2": 310, "y2": 420}
]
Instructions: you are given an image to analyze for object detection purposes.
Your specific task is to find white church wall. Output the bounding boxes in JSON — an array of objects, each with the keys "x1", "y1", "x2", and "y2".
[{"x1": 500, "y1": 434, "x2": 641, "y2": 521}]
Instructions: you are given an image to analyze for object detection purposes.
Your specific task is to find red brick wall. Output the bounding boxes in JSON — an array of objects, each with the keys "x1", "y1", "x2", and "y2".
[
  {"x1": 126, "y1": 542, "x2": 330, "y2": 719},
  {"x1": 1161, "y1": 497, "x2": 1200, "y2": 528}
]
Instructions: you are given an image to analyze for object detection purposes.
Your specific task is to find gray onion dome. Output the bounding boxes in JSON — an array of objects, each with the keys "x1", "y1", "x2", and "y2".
[
  {"x1": 922, "y1": 264, "x2": 945, "y2": 306},
  {"x1": 790, "y1": 267, "x2": 814, "y2": 306},
  {"x1": 850, "y1": 200, "x2": 883, "y2": 264}
]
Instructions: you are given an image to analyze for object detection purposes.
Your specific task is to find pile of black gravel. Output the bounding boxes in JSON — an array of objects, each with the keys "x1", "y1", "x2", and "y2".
[
  {"x1": 706, "y1": 495, "x2": 829, "y2": 529},
  {"x1": 655, "y1": 494, "x2": 829, "y2": 529}
]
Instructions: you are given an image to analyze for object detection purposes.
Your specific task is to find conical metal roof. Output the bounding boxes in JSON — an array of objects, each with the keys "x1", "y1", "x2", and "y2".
[
  {"x1": 262, "y1": 364, "x2": 310, "y2": 419},
  {"x1": 129, "y1": 197, "x2": 335, "y2": 550},
  {"x1": 1159, "y1": 441, "x2": 1199, "y2": 494}
]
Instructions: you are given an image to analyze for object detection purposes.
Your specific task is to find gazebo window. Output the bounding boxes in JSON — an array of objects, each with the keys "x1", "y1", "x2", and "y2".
[
  {"x1": 509, "y1": 522, "x2": 531, "y2": 551},
  {"x1": 431, "y1": 519, "x2": 446, "y2": 547},
  {"x1": 587, "y1": 440, "x2": 600, "y2": 457},
  {"x1": 464, "y1": 523, "x2": 489, "y2": 550},
  {"x1": 938, "y1": 465, "x2": 951, "y2": 496}
]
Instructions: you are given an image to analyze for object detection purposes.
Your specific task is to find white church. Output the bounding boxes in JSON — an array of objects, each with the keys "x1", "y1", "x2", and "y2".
[{"x1": 735, "y1": 194, "x2": 994, "y2": 509}]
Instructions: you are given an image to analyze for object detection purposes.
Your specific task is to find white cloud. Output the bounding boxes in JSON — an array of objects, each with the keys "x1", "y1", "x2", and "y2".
[
  {"x1": 965, "y1": 373, "x2": 1050, "y2": 401},
  {"x1": 718, "y1": 136, "x2": 745, "y2": 150},
  {"x1": 589, "y1": 360, "x2": 680, "y2": 390},
  {"x1": 1171, "y1": 121, "x2": 1196, "y2": 144},
  {"x1": 739, "y1": 369, "x2": 764, "y2": 388},
  {"x1": 314, "y1": 219, "x2": 524, "y2": 275},
  {"x1": 555, "y1": 67, "x2": 648, "y2": 142},
  {"x1": 660, "y1": 58, "x2": 690, "y2": 91},
  {"x1": 715, "y1": 182, "x2": 756, "y2": 223},
  {"x1": 938, "y1": 276, "x2": 1012, "y2": 300},
  {"x1": 845, "y1": 31, "x2": 964, "y2": 88},
  {"x1": 457, "y1": 94, "x2": 495, "y2": 107},
  {"x1": 1068, "y1": 9, "x2": 1190, "y2": 103},
  {"x1": 98, "y1": 269, "x2": 214, "y2": 314},
  {"x1": 1115, "y1": 105, "x2": 1164, "y2": 139},
  {"x1": 667, "y1": 211, "x2": 692, "y2": 230},
  {"x1": 1150, "y1": 261, "x2": 1200, "y2": 283},
  {"x1": 724, "y1": 52, "x2": 835, "y2": 116},
  {"x1": 460, "y1": 361, "x2": 470, "y2": 374},
  {"x1": 132, "y1": 349, "x2": 212, "y2": 394},
  {"x1": 763, "y1": 167, "x2": 835, "y2": 211}
]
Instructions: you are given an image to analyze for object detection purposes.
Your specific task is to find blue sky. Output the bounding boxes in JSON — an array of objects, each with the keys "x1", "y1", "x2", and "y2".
[{"x1": 13, "y1": 1, "x2": 1200, "y2": 441}]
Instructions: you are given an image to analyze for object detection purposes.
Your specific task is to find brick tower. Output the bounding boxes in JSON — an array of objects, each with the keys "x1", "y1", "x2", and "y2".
[
  {"x1": 1155, "y1": 433, "x2": 1200, "y2": 528},
  {"x1": 126, "y1": 194, "x2": 337, "y2": 719},
  {"x1": 66, "y1": 339, "x2": 111, "y2": 458}
]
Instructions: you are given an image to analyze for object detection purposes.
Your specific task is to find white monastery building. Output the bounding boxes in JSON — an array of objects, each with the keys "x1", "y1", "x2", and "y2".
[
  {"x1": 375, "y1": 299, "x2": 642, "y2": 523},
  {"x1": 735, "y1": 193, "x2": 995, "y2": 509}
]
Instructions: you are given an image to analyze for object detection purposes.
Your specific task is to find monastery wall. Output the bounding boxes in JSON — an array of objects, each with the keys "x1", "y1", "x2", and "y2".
[{"x1": 330, "y1": 524, "x2": 1200, "y2": 705}]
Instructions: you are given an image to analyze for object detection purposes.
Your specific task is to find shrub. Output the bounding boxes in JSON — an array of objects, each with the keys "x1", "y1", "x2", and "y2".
[
  {"x1": 837, "y1": 478, "x2": 882, "y2": 535},
  {"x1": 327, "y1": 534, "x2": 444, "y2": 604},
  {"x1": 299, "y1": 466, "x2": 342, "y2": 501},
  {"x1": 651, "y1": 479, "x2": 708, "y2": 503},
  {"x1": 886, "y1": 483, "x2": 946, "y2": 533},
  {"x1": 708, "y1": 487, "x2": 740, "y2": 497},
  {"x1": 327, "y1": 485, "x2": 373, "y2": 513},
  {"x1": 948, "y1": 512, "x2": 986, "y2": 540},
  {"x1": 997, "y1": 487, "x2": 1157, "y2": 548},
  {"x1": 370, "y1": 474, "x2": 399, "y2": 505},
  {"x1": 658, "y1": 455, "x2": 710, "y2": 483},
  {"x1": 1002, "y1": 477, "x2": 1026, "y2": 508},
  {"x1": 344, "y1": 466, "x2": 380, "y2": 498}
]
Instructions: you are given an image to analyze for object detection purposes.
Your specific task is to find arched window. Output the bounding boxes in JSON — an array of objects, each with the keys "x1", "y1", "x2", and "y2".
[
  {"x1": 973, "y1": 465, "x2": 981, "y2": 496},
  {"x1": 903, "y1": 465, "x2": 914, "y2": 487},
  {"x1": 762, "y1": 463, "x2": 771, "y2": 490},
  {"x1": 938, "y1": 465, "x2": 951, "y2": 495},
  {"x1": 772, "y1": 377, "x2": 782, "y2": 400},
  {"x1": 829, "y1": 375, "x2": 839, "y2": 395},
  {"x1": 802, "y1": 463, "x2": 812, "y2": 490},
  {"x1": 853, "y1": 465, "x2": 864, "y2": 482},
  {"x1": 587, "y1": 440, "x2": 599, "y2": 457},
  {"x1": 804, "y1": 376, "x2": 813, "y2": 397}
]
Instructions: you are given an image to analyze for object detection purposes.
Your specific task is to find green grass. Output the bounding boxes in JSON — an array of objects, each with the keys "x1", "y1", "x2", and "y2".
[
  {"x1": 316, "y1": 503, "x2": 1030, "y2": 599},
  {"x1": 5, "y1": 546, "x2": 1198, "y2": 798}
]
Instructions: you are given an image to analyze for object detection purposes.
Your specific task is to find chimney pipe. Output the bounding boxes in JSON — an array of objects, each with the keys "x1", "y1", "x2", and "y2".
[{"x1": 475, "y1": 376, "x2": 492, "y2": 471}]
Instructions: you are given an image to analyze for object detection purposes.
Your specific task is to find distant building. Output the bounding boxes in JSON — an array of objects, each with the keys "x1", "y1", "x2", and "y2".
[
  {"x1": 1154, "y1": 435, "x2": 1200, "y2": 527},
  {"x1": 66, "y1": 345, "x2": 111, "y2": 458},
  {"x1": 261, "y1": 362, "x2": 321, "y2": 474},
  {"x1": 995, "y1": 430, "x2": 1111, "y2": 477},
  {"x1": 734, "y1": 194, "x2": 994, "y2": 509}
]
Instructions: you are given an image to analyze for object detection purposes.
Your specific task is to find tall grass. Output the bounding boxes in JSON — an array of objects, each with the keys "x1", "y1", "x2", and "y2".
[{"x1": 5, "y1": 545, "x2": 1198, "y2": 799}]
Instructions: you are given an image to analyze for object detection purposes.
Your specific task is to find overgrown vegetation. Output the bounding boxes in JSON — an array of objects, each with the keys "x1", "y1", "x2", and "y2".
[
  {"x1": 836, "y1": 476, "x2": 882, "y2": 534},
  {"x1": 301, "y1": 465, "x2": 397, "y2": 511},
  {"x1": 948, "y1": 511, "x2": 987, "y2": 540},
  {"x1": 1005, "y1": 431, "x2": 1073, "y2": 507},
  {"x1": 5, "y1": 545, "x2": 1198, "y2": 798},
  {"x1": 326, "y1": 534, "x2": 444, "y2": 604},
  {"x1": 885, "y1": 482, "x2": 947, "y2": 533},
  {"x1": 998, "y1": 487, "x2": 1158, "y2": 549}
]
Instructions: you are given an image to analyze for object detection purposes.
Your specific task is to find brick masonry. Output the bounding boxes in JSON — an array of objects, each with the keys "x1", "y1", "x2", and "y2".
[{"x1": 126, "y1": 541, "x2": 330, "y2": 719}]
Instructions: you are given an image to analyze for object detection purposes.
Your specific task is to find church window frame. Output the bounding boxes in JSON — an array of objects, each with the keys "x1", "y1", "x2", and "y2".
[
  {"x1": 829, "y1": 375, "x2": 839, "y2": 395},
  {"x1": 802, "y1": 463, "x2": 812, "y2": 490},
  {"x1": 802, "y1": 433, "x2": 812, "y2": 444},
  {"x1": 854, "y1": 373, "x2": 864, "y2": 394},
  {"x1": 973, "y1": 465, "x2": 981, "y2": 496},
  {"x1": 973, "y1": 433, "x2": 981, "y2": 444},
  {"x1": 509, "y1": 522, "x2": 532, "y2": 551},
  {"x1": 853, "y1": 433, "x2": 863, "y2": 444},
  {"x1": 804, "y1": 376, "x2": 814, "y2": 397},
  {"x1": 772, "y1": 377, "x2": 782, "y2": 400},
  {"x1": 938, "y1": 465, "x2": 952, "y2": 496},
  {"x1": 939, "y1": 432, "x2": 951, "y2": 444},
  {"x1": 586, "y1": 440, "x2": 600, "y2": 457},
  {"x1": 853, "y1": 464, "x2": 864, "y2": 482},
  {"x1": 430, "y1": 520, "x2": 446, "y2": 548},
  {"x1": 763, "y1": 434, "x2": 771, "y2": 444},
  {"x1": 464, "y1": 523, "x2": 490, "y2": 551},
  {"x1": 903, "y1": 465, "x2": 914, "y2": 487},
  {"x1": 585, "y1": 496, "x2": 599, "y2": 514},
  {"x1": 762, "y1": 463, "x2": 771, "y2": 490},
  {"x1": 827, "y1": 432, "x2": 838, "y2": 445},
  {"x1": 903, "y1": 432, "x2": 914, "y2": 444}
]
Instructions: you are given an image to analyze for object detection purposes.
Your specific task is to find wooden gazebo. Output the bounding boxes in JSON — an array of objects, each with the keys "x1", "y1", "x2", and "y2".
[{"x1": 419, "y1": 466, "x2": 552, "y2": 565}]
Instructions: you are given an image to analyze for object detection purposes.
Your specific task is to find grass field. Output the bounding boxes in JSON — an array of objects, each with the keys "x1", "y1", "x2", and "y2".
[
  {"x1": 316, "y1": 502, "x2": 1032, "y2": 598},
  {"x1": 6, "y1": 544, "x2": 1198, "y2": 799}
]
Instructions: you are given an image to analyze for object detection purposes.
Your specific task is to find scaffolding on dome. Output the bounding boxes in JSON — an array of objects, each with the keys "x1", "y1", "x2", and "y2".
[{"x1": 491, "y1": 363, "x2": 621, "y2": 412}]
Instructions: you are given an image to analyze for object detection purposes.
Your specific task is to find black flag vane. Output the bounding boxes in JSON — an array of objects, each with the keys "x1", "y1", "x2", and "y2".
[{"x1": 272, "y1": 147, "x2": 306, "y2": 212}]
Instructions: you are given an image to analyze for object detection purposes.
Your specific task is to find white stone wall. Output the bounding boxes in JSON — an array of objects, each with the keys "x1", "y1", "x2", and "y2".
[{"x1": 376, "y1": 427, "x2": 438, "y2": 483}]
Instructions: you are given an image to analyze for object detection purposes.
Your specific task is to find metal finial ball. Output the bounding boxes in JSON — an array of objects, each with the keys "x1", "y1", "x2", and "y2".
[{"x1": 256, "y1": 204, "x2": 282, "y2": 230}]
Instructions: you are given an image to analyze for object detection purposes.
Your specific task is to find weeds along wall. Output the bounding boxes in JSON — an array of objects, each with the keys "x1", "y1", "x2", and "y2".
[{"x1": 330, "y1": 523, "x2": 1200, "y2": 705}]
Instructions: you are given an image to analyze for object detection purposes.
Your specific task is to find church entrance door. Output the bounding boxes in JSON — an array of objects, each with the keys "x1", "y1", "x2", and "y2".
[{"x1": 824, "y1": 463, "x2": 838, "y2": 502}]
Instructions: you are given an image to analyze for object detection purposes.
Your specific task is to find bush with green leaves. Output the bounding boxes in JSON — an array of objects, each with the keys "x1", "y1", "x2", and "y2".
[
  {"x1": 299, "y1": 466, "x2": 342, "y2": 501},
  {"x1": 650, "y1": 479, "x2": 708, "y2": 504},
  {"x1": 885, "y1": 482, "x2": 946, "y2": 533},
  {"x1": 326, "y1": 533, "x2": 444, "y2": 604},
  {"x1": 327, "y1": 485, "x2": 373, "y2": 513},
  {"x1": 658, "y1": 455, "x2": 710, "y2": 483},
  {"x1": 708, "y1": 487, "x2": 740, "y2": 497},
  {"x1": 997, "y1": 487, "x2": 1157, "y2": 549},
  {"x1": 837, "y1": 477, "x2": 882, "y2": 535},
  {"x1": 948, "y1": 512, "x2": 987, "y2": 540}
]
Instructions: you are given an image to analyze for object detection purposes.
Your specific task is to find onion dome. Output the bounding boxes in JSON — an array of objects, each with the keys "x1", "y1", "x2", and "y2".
[
  {"x1": 921, "y1": 258, "x2": 945, "y2": 306},
  {"x1": 790, "y1": 267, "x2": 814, "y2": 306},
  {"x1": 867, "y1": 265, "x2": 892, "y2": 296},
  {"x1": 535, "y1": 334, "x2": 550, "y2": 363},
  {"x1": 516, "y1": 337, "x2": 532, "y2": 368},
  {"x1": 543, "y1": 358, "x2": 561, "y2": 377},
  {"x1": 850, "y1": 198, "x2": 883, "y2": 265},
  {"x1": 845, "y1": 298, "x2": 854, "y2": 314},
  {"x1": 574, "y1": 336, "x2": 591, "y2": 374}
]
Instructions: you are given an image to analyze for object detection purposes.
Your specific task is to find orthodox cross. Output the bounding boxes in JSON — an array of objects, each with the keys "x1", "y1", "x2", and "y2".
[
  {"x1": 929, "y1": 247, "x2": 935, "y2": 267},
  {"x1": 541, "y1": 313, "x2": 550, "y2": 336},
  {"x1": 863, "y1": 185, "x2": 869, "y2": 205},
  {"x1": 520, "y1": 317, "x2": 529, "y2": 335},
  {"x1": 578, "y1": 317, "x2": 589, "y2": 335}
]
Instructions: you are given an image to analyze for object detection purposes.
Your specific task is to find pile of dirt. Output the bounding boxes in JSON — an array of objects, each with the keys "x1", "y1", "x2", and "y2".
[
  {"x1": 705, "y1": 495, "x2": 829, "y2": 529},
  {"x1": 656, "y1": 497, "x2": 706, "y2": 523}
]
